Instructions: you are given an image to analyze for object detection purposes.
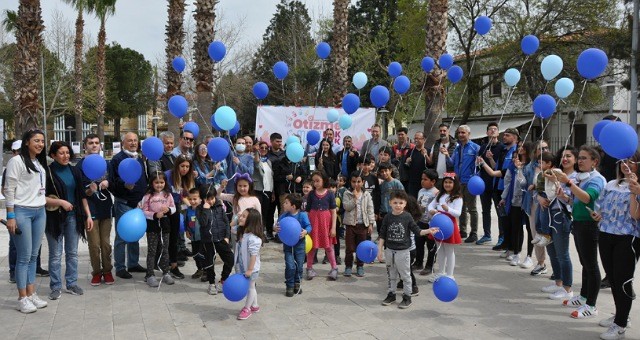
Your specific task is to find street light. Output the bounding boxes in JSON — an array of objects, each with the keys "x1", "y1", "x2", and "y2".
[
  {"x1": 378, "y1": 107, "x2": 389, "y2": 139},
  {"x1": 66, "y1": 125, "x2": 73, "y2": 142},
  {"x1": 151, "y1": 115, "x2": 160, "y2": 136},
  {"x1": 600, "y1": 80, "x2": 622, "y2": 116}
]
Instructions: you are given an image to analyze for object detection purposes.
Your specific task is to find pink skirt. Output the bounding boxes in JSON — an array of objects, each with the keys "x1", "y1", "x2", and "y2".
[{"x1": 308, "y1": 209, "x2": 336, "y2": 248}]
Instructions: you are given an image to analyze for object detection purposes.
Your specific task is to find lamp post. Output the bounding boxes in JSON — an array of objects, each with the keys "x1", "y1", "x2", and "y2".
[
  {"x1": 151, "y1": 115, "x2": 160, "y2": 136},
  {"x1": 378, "y1": 107, "x2": 389, "y2": 139},
  {"x1": 600, "y1": 80, "x2": 621, "y2": 117},
  {"x1": 66, "y1": 125, "x2": 73, "y2": 143}
]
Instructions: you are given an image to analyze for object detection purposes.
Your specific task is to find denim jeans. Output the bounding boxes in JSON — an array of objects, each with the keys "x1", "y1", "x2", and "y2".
[
  {"x1": 12, "y1": 206, "x2": 46, "y2": 290},
  {"x1": 545, "y1": 209, "x2": 573, "y2": 287},
  {"x1": 535, "y1": 205, "x2": 551, "y2": 235},
  {"x1": 113, "y1": 200, "x2": 140, "y2": 272},
  {"x1": 47, "y1": 213, "x2": 80, "y2": 290},
  {"x1": 284, "y1": 240, "x2": 306, "y2": 288},
  {"x1": 9, "y1": 239, "x2": 42, "y2": 273}
]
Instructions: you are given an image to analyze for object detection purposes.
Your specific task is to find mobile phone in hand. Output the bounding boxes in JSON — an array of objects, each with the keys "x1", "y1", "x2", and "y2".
[{"x1": 0, "y1": 219, "x2": 21, "y2": 235}]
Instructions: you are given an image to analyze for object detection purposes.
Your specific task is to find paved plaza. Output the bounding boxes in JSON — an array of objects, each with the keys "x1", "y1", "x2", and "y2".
[{"x1": 0, "y1": 206, "x2": 638, "y2": 340}]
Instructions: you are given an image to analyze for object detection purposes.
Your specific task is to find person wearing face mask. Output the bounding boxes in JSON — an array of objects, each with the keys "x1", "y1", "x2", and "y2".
[
  {"x1": 225, "y1": 137, "x2": 254, "y2": 194},
  {"x1": 427, "y1": 123, "x2": 457, "y2": 187}
]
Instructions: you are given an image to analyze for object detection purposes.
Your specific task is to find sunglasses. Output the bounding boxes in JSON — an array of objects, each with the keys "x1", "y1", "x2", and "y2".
[
  {"x1": 183, "y1": 137, "x2": 194, "y2": 142},
  {"x1": 260, "y1": 146, "x2": 269, "y2": 150}
]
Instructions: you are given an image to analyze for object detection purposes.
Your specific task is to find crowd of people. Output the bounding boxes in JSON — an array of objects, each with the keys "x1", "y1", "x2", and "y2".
[{"x1": 3, "y1": 117, "x2": 639, "y2": 339}]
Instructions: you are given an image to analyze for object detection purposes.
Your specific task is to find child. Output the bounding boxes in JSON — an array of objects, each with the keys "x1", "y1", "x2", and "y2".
[
  {"x1": 379, "y1": 163, "x2": 405, "y2": 218},
  {"x1": 378, "y1": 191, "x2": 438, "y2": 308},
  {"x1": 306, "y1": 171, "x2": 339, "y2": 281},
  {"x1": 301, "y1": 180, "x2": 313, "y2": 211},
  {"x1": 416, "y1": 169, "x2": 439, "y2": 276},
  {"x1": 184, "y1": 188, "x2": 204, "y2": 279},
  {"x1": 427, "y1": 172, "x2": 463, "y2": 282},
  {"x1": 141, "y1": 172, "x2": 176, "y2": 288},
  {"x1": 198, "y1": 186, "x2": 234, "y2": 295},
  {"x1": 329, "y1": 179, "x2": 343, "y2": 265},
  {"x1": 377, "y1": 146, "x2": 400, "y2": 179},
  {"x1": 235, "y1": 208, "x2": 264, "y2": 320},
  {"x1": 532, "y1": 152, "x2": 557, "y2": 247},
  {"x1": 220, "y1": 173, "x2": 261, "y2": 250},
  {"x1": 342, "y1": 172, "x2": 375, "y2": 277},
  {"x1": 274, "y1": 194, "x2": 312, "y2": 297}
]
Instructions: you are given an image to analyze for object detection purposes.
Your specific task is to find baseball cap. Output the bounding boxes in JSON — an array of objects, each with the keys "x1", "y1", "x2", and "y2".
[{"x1": 503, "y1": 128, "x2": 520, "y2": 137}]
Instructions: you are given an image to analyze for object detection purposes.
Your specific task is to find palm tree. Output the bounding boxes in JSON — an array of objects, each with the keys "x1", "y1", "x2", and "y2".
[
  {"x1": 12, "y1": 1, "x2": 45, "y2": 136},
  {"x1": 192, "y1": 0, "x2": 217, "y2": 134},
  {"x1": 330, "y1": 0, "x2": 349, "y2": 106},
  {"x1": 423, "y1": 0, "x2": 448, "y2": 147},
  {"x1": 63, "y1": 0, "x2": 89, "y2": 140},
  {"x1": 89, "y1": 0, "x2": 116, "y2": 140},
  {"x1": 1, "y1": 9, "x2": 18, "y2": 33},
  {"x1": 165, "y1": 0, "x2": 186, "y2": 139}
]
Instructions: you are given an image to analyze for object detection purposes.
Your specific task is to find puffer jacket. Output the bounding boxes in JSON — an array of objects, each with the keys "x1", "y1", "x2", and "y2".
[
  {"x1": 197, "y1": 200, "x2": 230, "y2": 242},
  {"x1": 342, "y1": 189, "x2": 375, "y2": 227}
]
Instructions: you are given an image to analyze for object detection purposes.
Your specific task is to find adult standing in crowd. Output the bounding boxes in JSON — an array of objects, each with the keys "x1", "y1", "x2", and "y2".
[
  {"x1": 45, "y1": 141, "x2": 94, "y2": 300},
  {"x1": 109, "y1": 132, "x2": 148, "y2": 279},
  {"x1": 428, "y1": 123, "x2": 457, "y2": 187},
  {"x1": 489, "y1": 128, "x2": 519, "y2": 249},
  {"x1": 337, "y1": 136, "x2": 360, "y2": 185},
  {"x1": 476, "y1": 123, "x2": 503, "y2": 245},
  {"x1": 316, "y1": 138, "x2": 340, "y2": 181},
  {"x1": 193, "y1": 142, "x2": 219, "y2": 186},
  {"x1": 267, "y1": 132, "x2": 286, "y2": 240},
  {"x1": 225, "y1": 136, "x2": 254, "y2": 193},
  {"x1": 253, "y1": 141, "x2": 275, "y2": 240},
  {"x1": 324, "y1": 128, "x2": 343, "y2": 155},
  {"x1": 172, "y1": 130, "x2": 194, "y2": 159},
  {"x1": 76, "y1": 134, "x2": 115, "y2": 286},
  {"x1": 392, "y1": 127, "x2": 414, "y2": 188},
  {"x1": 4, "y1": 129, "x2": 50, "y2": 313},
  {"x1": 403, "y1": 131, "x2": 429, "y2": 198},
  {"x1": 361, "y1": 124, "x2": 388, "y2": 162},
  {"x1": 148, "y1": 131, "x2": 176, "y2": 176},
  {"x1": 520, "y1": 141, "x2": 548, "y2": 273},
  {"x1": 444, "y1": 125, "x2": 480, "y2": 242},
  {"x1": 243, "y1": 135, "x2": 256, "y2": 154}
]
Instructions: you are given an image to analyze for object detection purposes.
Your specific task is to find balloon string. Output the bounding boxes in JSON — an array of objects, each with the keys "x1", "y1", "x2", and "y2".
[
  {"x1": 281, "y1": 80, "x2": 286, "y2": 106},
  {"x1": 448, "y1": 40, "x2": 481, "y2": 129},
  {"x1": 562, "y1": 80, "x2": 588, "y2": 154},
  {"x1": 425, "y1": 74, "x2": 446, "y2": 139},
  {"x1": 520, "y1": 113, "x2": 538, "y2": 144},
  {"x1": 408, "y1": 76, "x2": 428, "y2": 124},
  {"x1": 389, "y1": 95, "x2": 403, "y2": 127}
]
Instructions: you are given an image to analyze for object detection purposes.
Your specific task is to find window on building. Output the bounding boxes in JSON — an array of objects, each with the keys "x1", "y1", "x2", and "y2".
[{"x1": 489, "y1": 75, "x2": 502, "y2": 97}]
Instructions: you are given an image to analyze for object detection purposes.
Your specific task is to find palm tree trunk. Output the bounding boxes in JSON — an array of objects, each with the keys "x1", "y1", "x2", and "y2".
[
  {"x1": 423, "y1": 0, "x2": 448, "y2": 147},
  {"x1": 96, "y1": 16, "x2": 106, "y2": 140},
  {"x1": 192, "y1": 0, "x2": 217, "y2": 138},
  {"x1": 73, "y1": 10, "x2": 84, "y2": 140},
  {"x1": 165, "y1": 0, "x2": 186, "y2": 139},
  {"x1": 330, "y1": 0, "x2": 349, "y2": 106},
  {"x1": 13, "y1": 0, "x2": 44, "y2": 136}
]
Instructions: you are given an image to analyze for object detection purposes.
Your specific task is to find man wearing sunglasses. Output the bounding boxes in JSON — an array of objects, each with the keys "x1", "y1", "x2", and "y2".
[{"x1": 172, "y1": 130, "x2": 194, "y2": 159}]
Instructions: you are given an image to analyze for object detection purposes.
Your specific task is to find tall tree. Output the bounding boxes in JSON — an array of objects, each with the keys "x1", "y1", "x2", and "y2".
[
  {"x1": 89, "y1": 0, "x2": 116, "y2": 140},
  {"x1": 165, "y1": 0, "x2": 185, "y2": 139},
  {"x1": 192, "y1": 0, "x2": 217, "y2": 134},
  {"x1": 423, "y1": 0, "x2": 448, "y2": 147},
  {"x1": 330, "y1": 0, "x2": 349, "y2": 106},
  {"x1": 13, "y1": 0, "x2": 45, "y2": 136}
]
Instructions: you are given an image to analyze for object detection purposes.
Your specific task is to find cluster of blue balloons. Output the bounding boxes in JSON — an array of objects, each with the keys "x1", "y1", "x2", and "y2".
[
  {"x1": 356, "y1": 240, "x2": 378, "y2": 263},
  {"x1": 595, "y1": 121, "x2": 638, "y2": 160}
]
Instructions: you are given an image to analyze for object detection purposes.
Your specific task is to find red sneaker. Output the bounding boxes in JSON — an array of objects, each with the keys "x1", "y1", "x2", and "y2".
[
  {"x1": 103, "y1": 272, "x2": 115, "y2": 285},
  {"x1": 91, "y1": 273, "x2": 102, "y2": 286}
]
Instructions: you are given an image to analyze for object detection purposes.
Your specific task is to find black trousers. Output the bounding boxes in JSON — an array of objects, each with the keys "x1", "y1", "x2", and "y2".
[
  {"x1": 202, "y1": 240, "x2": 234, "y2": 284},
  {"x1": 258, "y1": 191, "x2": 274, "y2": 236},
  {"x1": 573, "y1": 221, "x2": 601, "y2": 306},
  {"x1": 508, "y1": 206, "x2": 524, "y2": 254},
  {"x1": 168, "y1": 212, "x2": 180, "y2": 263},
  {"x1": 480, "y1": 189, "x2": 503, "y2": 237},
  {"x1": 415, "y1": 221, "x2": 437, "y2": 269}
]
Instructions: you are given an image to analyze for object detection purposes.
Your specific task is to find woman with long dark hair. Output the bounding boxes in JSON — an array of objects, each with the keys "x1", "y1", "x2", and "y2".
[{"x1": 316, "y1": 138, "x2": 339, "y2": 180}]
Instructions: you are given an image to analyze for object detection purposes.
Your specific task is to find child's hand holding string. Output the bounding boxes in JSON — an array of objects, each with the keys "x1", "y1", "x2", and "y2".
[
  {"x1": 421, "y1": 227, "x2": 439, "y2": 236},
  {"x1": 586, "y1": 206, "x2": 602, "y2": 222}
]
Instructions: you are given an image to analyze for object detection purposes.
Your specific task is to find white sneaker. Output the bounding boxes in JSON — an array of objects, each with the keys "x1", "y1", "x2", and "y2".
[
  {"x1": 563, "y1": 295, "x2": 586, "y2": 307},
  {"x1": 428, "y1": 273, "x2": 442, "y2": 283},
  {"x1": 519, "y1": 256, "x2": 533, "y2": 269},
  {"x1": 28, "y1": 293, "x2": 48, "y2": 309},
  {"x1": 536, "y1": 236, "x2": 552, "y2": 247},
  {"x1": 549, "y1": 289, "x2": 573, "y2": 300},
  {"x1": 17, "y1": 297, "x2": 37, "y2": 314},
  {"x1": 207, "y1": 284, "x2": 218, "y2": 295},
  {"x1": 600, "y1": 323, "x2": 626, "y2": 340},
  {"x1": 600, "y1": 315, "x2": 631, "y2": 328},
  {"x1": 500, "y1": 250, "x2": 511, "y2": 259},
  {"x1": 509, "y1": 254, "x2": 520, "y2": 266},
  {"x1": 542, "y1": 284, "x2": 564, "y2": 293},
  {"x1": 571, "y1": 304, "x2": 598, "y2": 319},
  {"x1": 531, "y1": 235, "x2": 541, "y2": 244}
]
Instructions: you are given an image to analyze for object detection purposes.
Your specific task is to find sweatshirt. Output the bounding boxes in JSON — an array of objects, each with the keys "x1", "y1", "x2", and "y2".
[
  {"x1": 379, "y1": 211, "x2": 422, "y2": 250},
  {"x1": 4, "y1": 155, "x2": 47, "y2": 208},
  {"x1": 197, "y1": 200, "x2": 231, "y2": 242}
]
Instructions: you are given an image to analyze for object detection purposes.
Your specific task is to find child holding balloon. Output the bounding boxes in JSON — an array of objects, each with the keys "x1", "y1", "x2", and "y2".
[
  {"x1": 305, "y1": 171, "x2": 339, "y2": 281},
  {"x1": 274, "y1": 194, "x2": 312, "y2": 297},
  {"x1": 427, "y1": 172, "x2": 463, "y2": 283},
  {"x1": 235, "y1": 208, "x2": 264, "y2": 320},
  {"x1": 141, "y1": 172, "x2": 176, "y2": 288},
  {"x1": 342, "y1": 172, "x2": 375, "y2": 277}
]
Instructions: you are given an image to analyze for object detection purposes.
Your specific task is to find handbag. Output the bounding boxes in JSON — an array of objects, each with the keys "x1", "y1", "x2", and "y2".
[{"x1": 45, "y1": 165, "x2": 64, "y2": 213}]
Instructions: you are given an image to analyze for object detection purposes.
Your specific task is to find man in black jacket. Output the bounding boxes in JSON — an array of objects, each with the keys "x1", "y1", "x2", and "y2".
[
  {"x1": 427, "y1": 123, "x2": 457, "y2": 187},
  {"x1": 336, "y1": 136, "x2": 359, "y2": 186},
  {"x1": 477, "y1": 123, "x2": 504, "y2": 246}
]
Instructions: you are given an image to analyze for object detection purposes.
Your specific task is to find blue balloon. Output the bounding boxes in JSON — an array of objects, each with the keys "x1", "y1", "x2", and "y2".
[
  {"x1": 540, "y1": 55, "x2": 563, "y2": 81},
  {"x1": 393, "y1": 75, "x2": 411, "y2": 95},
  {"x1": 278, "y1": 216, "x2": 302, "y2": 247},
  {"x1": 210, "y1": 114, "x2": 223, "y2": 131},
  {"x1": 316, "y1": 42, "x2": 331, "y2": 59},
  {"x1": 421, "y1": 57, "x2": 435, "y2": 73},
  {"x1": 447, "y1": 65, "x2": 464, "y2": 84},
  {"x1": 339, "y1": 114, "x2": 352, "y2": 130},
  {"x1": 252, "y1": 82, "x2": 269, "y2": 100},
  {"x1": 207, "y1": 137, "x2": 230, "y2": 162},
  {"x1": 592, "y1": 120, "x2": 612, "y2": 143},
  {"x1": 286, "y1": 142, "x2": 304, "y2": 163},
  {"x1": 555, "y1": 78, "x2": 574, "y2": 99},
  {"x1": 532, "y1": 94, "x2": 556, "y2": 119},
  {"x1": 286, "y1": 135, "x2": 300, "y2": 146},
  {"x1": 118, "y1": 158, "x2": 142, "y2": 185},
  {"x1": 353, "y1": 72, "x2": 368, "y2": 89},
  {"x1": 474, "y1": 15, "x2": 492, "y2": 36},
  {"x1": 229, "y1": 121, "x2": 240, "y2": 137},
  {"x1": 342, "y1": 93, "x2": 360, "y2": 114},
  {"x1": 141, "y1": 137, "x2": 164, "y2": 161},
  {"x1": 116, "y1": 208, "x2": 146, "y2": 242},
  {"x1": 356, "y1": 240, "x2": 378, "y2": 263},
  {"x1": 388, "y1": 62, "x2": 402, "y2": 78},
  {"x1": 433, "y1": 276, "x2": 459, "y2": 302},
  {"x1": 273, "y1": 61, "x2": 289, "y2": 80},
  {"x1": 521, "y1": 35, "x2": 539, "y2": 55},
  {"x1": 600, "y1": 122, "x2": 638, "y2": 160},
  {"x1": 214, "y1": 106, "x2": 237, "y2": 131},
  {"x1": 439, "y1": 54, "x2": 454, "y2": 70},
  {"x1": 370, "y1": 85, "x2": 390, "y2": 108},
  {"x1": 168, "y1": 95, "x2": 188, "y2": 118},
  {"x1": 327, "y1": 109, "x2": 340, "y2": 123},
  {"x1": 81, "y1": 154, "x2": 107, "y2": 181},
  {"x1": 577, "y1": 48, "x2": 608, "y2": 80},
  {"x1": 504, "y1": 68, "x2": 521, "y2": 87},
  {"x1": 431, "y1": 213, "x2": 454, "y2": 241},
  {"x1": 467, "y1": 175, "x2": 485, "y2": 196},
  {"x1": 179, "y1": 213, "x2": 185, "y2": 233},
  {"x1": 172, "y1": 56, "x2": 185, "y2": 73},
  {"x1": 306, "y1": 130, "x2": 321, "y2": 145},
  {"x1": 208, "y1": 41, "x2": 226, "y2": 62},
  {"x1": 183, "y1": 121, "x2": 200, "y2": 138},
  {"x1": 223, "y1": 273, "x2": 250, "y2": 302}
]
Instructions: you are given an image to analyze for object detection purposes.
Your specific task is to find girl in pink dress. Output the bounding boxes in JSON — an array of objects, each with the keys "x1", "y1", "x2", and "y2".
[{"x1": 305, "y1": 171, "x2": 338, "y2": 280}]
